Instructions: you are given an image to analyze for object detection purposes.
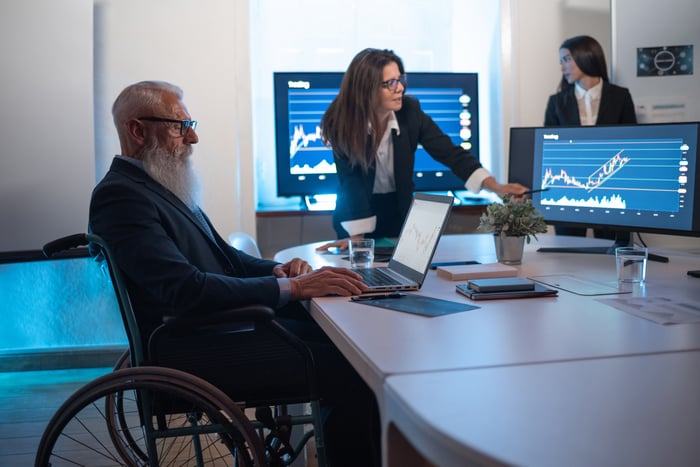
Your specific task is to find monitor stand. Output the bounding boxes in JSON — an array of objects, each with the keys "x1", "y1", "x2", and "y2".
[
  {"x1": 303, "y1": 194, "x2": 337, "y2": 211},
  {"x1": 537, "y1": 232, "x2": 669, "y2": 263}
]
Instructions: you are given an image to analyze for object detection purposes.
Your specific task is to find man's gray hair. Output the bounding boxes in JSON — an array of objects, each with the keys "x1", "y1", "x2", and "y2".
[{"x1": 112, "y1": 80, "x2": 183, "y2": 130}]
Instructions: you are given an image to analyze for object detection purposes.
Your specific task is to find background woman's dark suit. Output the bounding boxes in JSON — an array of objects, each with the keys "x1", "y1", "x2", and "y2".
[
  {"x1": 544, "y1": 82, "x2": 637, "y2": 239},
  {"x1": 332, "y1": 95, "x2": 482, "y2": 238},
  {"x1": 545, "y1": 82, "x2": 637, "y2": 126}
]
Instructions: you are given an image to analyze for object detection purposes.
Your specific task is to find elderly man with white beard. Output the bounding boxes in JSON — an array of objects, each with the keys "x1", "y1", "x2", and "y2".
[{"x1": 89, "y1": 80, "x2": 380, "y2": 467}]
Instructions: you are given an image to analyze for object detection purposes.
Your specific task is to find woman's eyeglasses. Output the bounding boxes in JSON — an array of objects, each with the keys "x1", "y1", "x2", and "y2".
[{"x1": 381, "y1": 75, "x2": 407, "y2": 91}]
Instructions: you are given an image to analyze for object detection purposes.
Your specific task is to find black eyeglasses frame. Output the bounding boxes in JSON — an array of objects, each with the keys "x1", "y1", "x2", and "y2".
[
  {"x1": 381, "y1": 75, "x2": 408, "y2": 91},
  {"x1": 138, "y1": 116, "x2": 197, "y2": 135}
]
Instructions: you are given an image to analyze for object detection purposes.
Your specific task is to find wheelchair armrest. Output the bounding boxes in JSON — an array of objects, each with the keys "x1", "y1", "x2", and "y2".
[
  {"x1": 43, "y1": 233, "x2": 89, "y2": 257},
  {"x1": 162, "y1": 305, "x2": 276, "y2": 329}
]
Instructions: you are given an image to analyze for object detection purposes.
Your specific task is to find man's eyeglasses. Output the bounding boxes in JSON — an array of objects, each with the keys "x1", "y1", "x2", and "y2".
[
  {"x1": 381, "y1": 75, "x2": 407, "y2": 91},
  {"x1": 139, "y1": 116, "x2": 198, "y2": 135}
]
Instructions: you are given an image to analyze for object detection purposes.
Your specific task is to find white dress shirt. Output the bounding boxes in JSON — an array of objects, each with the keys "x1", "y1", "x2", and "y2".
[{"x1": 575, "y1": 79, "x2": 603, "y2": 126}]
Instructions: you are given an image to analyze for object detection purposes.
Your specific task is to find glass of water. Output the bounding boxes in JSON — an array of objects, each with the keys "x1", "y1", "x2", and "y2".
[
  {"x1": 349, "y1": 238, "x2": 375, "y2": 269},
  {"x1": 615, "y1": 246, "x2": 648, "y2": 283}
]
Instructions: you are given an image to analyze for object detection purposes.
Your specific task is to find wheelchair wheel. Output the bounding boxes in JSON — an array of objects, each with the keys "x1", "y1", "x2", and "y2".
[
  {"x1": 35, "y1": 366, "x2": 266, "y2": 467},
  {"x1": 105, "y1": 350, "x2": 151, "y2": 463}
]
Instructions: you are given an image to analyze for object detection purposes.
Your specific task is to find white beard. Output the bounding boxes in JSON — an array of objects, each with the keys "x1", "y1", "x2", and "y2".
[{"x1": 141, "y1": 138, "x2": 201, "y2": 210}]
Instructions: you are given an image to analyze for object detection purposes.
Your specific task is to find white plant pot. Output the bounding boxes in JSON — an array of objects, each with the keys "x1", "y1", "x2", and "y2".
[{"x1": 493, "y1": 234, "x2": 525, "y2": 265}]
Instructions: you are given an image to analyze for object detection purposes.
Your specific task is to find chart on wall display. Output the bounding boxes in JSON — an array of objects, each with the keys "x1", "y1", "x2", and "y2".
[
  {"x1": 538, "y1": 136, "x2": 687, "y2": 212},
  {"x1": 287, "y1": 87, "x2": 335, "y2": 175},
  {"x1": 274, "y1": 72, "x2": 480, "y2": 196},
  {"x1": 287, "y1": 87, "x2": 472, "y2": 175}
]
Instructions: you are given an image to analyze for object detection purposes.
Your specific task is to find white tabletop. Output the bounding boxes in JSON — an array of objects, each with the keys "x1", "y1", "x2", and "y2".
[
  {"x1": 276, "y1": 234, "x2": 700, "y2": 466},
  {"x1": 277, "y1": 234, "x2": 700, "y2": 395},
  {"x1": 384, "y1": 350, "x2": 700, "y2": 467}
]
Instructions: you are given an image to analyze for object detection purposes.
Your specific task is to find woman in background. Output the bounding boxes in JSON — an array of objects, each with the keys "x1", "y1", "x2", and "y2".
[
  {"x1": 319, "y1": 48, "x2": 526, "y2": 247},
  {"x1": 545, "y1": 35, "x2": 637, "y2": 240}
]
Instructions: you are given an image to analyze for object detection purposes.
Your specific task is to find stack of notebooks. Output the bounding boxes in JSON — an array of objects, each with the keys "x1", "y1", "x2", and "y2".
[{"x1": 436, "y1": 263, "x2": 558, "y2": 300}]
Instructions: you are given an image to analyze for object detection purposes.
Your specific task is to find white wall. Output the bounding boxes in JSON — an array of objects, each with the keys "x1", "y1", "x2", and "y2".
[
  {"x1": 452, "y1": 1, "x2": 504, "y2": 181},
  {"x1": 0, "y1": 0, "x2": 256, "y2": 252},
  {"x1": 0, "y1": 0, "x2": 94, "y2": 251},
  {"x1": 93, "y1": 0, "x2": 255, "y2": 239}
]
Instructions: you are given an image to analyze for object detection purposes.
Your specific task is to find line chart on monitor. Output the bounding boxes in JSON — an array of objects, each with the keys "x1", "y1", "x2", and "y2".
[{"x1": 538, "y1": 136, "x2": 686, "y2": 212}]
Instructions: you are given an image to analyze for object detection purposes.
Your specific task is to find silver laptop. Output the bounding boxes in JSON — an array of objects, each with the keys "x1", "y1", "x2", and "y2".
[{"x1": 353, "y1": 192, "x2": 453, "y2": 293}]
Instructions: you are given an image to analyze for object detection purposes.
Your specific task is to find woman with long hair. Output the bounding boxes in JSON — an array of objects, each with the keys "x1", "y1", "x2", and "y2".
[{"x1": 320, "y1": 48, "x2": 526, "y2": 245}]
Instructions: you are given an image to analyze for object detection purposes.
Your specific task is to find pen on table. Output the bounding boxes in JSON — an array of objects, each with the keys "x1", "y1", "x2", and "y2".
[
  {"x1": 350, "y1": 293, "x2": 406, "y2": 302},
  {"x1": 522, "y1": 188, "x2": 550, "y2": 195}
]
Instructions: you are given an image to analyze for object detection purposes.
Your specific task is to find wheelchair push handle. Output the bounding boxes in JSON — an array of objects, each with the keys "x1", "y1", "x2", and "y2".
[{"x1": 42, "y1": 233, "x2": 89, "y2": 257}]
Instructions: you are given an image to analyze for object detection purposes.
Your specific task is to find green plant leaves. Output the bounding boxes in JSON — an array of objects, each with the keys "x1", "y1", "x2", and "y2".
[{"x1": 477, "y1": 195, "x2": 548, "y2": 242}]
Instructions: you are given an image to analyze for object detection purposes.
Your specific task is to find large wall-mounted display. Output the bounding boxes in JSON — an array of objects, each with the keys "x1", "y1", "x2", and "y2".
[{"x1": 273, "y1": 71, "x2": 479, "y2": 199}]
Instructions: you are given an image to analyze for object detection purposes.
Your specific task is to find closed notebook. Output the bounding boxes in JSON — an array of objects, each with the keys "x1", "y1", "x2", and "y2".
[
  {"x1": 436, "y1": 263, "x2": 518, "y2": 281},
  {"x1": 467, "y1": 278, "x2": 535, "y2": 293},
  {"x1": 456, "y1": 283, "x2": 558, "y2": 301}
]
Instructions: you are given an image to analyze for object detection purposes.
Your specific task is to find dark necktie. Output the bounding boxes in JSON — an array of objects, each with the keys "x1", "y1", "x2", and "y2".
[{"x1": 192, "y1": 207, "x2": 216, "y2": 242}]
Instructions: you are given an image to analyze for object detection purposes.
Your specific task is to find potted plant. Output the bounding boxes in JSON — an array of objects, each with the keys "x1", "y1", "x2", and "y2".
[{"x1": 477, "y1": 195, "x2": 548, "y2": 264}]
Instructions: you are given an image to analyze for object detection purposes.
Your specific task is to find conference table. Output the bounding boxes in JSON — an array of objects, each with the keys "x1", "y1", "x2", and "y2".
[{"x1": 274, "y1": 234, "x2": 700, "y2": 466}]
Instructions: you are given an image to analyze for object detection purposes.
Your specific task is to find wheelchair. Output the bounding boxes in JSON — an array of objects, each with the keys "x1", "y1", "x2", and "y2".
[{"x1": 35, "y1": 233, "x2": 328, "y2": 467}]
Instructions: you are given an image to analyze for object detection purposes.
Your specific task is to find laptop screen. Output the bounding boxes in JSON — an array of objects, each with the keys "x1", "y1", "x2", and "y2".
[{"x1": 391, "y1": 193, "x2": 454, "y2": 273}]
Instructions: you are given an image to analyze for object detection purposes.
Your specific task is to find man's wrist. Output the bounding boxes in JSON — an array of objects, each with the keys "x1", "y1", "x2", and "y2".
[{"x1": 289, "y1": 277, "x2": 302, "y2": 301}]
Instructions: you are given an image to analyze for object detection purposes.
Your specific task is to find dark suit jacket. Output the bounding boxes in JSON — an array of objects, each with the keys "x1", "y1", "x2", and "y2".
[
  {"x1": 333, "y1": 95, "x2": 482, "y2": 237},
  {"x1": 544, "y1": 82, "x2": 637, "y2": 126},
  {"x1": 89, "y1": 158, "x2": 281, "y2": 338}
]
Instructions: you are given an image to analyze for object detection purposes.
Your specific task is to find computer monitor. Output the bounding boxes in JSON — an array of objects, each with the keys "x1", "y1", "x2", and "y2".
[
  {"x1": 507, "y1": 126, "x2": 537, "y2": 188},
  {"x1": 273, "y1": 71, "x2": 479, "y2": 204},
  {"x1": 508, "y1": 123, "x2": 700, "y2": 260}
]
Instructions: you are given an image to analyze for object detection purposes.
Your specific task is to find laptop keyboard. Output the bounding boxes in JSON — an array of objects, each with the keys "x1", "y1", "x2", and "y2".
[{"x1": 353, "y1": 268, "x2": 401, "y2": 286}]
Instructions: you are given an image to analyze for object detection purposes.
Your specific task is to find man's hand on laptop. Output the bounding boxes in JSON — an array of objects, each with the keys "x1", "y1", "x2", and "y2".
[
  {"x1": 289, "y1": 267, "x2": 368, "y2": 299},
  {"x1": 274, "y1": 258, "x2": 312, "y2": 278}
]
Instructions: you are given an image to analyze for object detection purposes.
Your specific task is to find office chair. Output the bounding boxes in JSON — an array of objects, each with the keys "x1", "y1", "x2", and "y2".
[
  {"x1": 35, "y1": 233, "x2": 327, "y2": 467},
  {"x1": 229, "y1": 231, "x2": 264, "y2": 258}
]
